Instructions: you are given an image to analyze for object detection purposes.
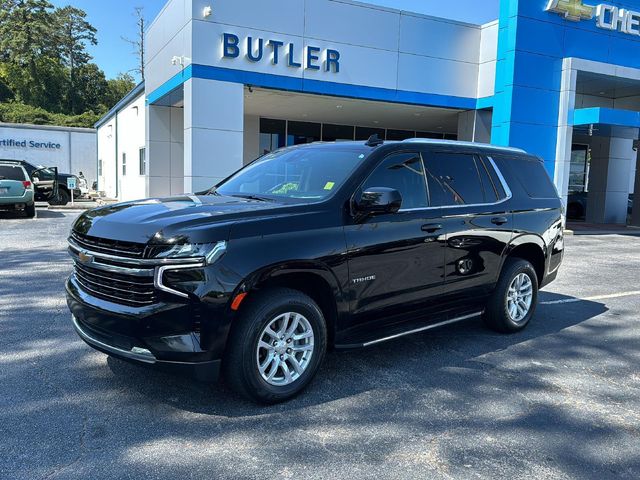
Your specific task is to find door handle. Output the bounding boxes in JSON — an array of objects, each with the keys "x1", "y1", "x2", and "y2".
[
  {"x1": 491, "y1": 216, "x2": 508, "y2": 225},
  {"x1": 421, "y1": 223, "x2": 443, "y2": 233}
]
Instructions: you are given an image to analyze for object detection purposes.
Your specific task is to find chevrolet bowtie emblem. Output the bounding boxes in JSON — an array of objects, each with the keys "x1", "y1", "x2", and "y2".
[
  {"x1": 78, "y1": 250, "x2": 94, "y2": 264},
  {"x1": 545, "y1": 0, "x2": 595, "y2": 21}
]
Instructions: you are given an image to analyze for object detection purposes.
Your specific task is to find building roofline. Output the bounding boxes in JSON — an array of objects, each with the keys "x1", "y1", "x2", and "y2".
[
  {"x1": 94, "y1": 82, "x2": 145, "y2": 129},
  {"x1": 0, "y1": 122, "x2": 96, "y2": 134}
]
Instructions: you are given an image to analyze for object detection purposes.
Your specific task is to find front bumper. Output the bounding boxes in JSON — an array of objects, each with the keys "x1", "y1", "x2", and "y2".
[{"x1": 66, "y1": 277, "x2": 222, "y2": 382}]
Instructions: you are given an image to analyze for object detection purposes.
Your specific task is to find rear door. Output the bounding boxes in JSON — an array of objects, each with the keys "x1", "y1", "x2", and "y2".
[
  {"x1": 422, "y1": 151, "x2": 513, "y2": 312},
  {"x1": 0, "y1": 165, "x2": 28, "y2": 198}
]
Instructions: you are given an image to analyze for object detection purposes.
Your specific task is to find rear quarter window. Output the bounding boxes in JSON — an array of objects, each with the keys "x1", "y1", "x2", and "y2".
[{"x1": 499, "y1": 156, "x2": 558, "y2": 199}]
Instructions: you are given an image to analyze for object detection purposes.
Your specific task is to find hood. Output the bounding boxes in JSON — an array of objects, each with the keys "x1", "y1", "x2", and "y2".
[{"x1": 72, "y1": 195, "x2": 298, "y2": 245}]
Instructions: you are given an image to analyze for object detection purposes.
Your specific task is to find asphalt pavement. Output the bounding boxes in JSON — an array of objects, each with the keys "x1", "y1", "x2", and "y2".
[{"x1": 1, "y1": 209, "x2": 639, "y2": 479}]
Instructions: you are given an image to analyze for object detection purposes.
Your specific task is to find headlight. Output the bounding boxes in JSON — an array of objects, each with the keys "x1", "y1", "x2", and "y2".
[{"x1": 153, "y1": 241, "x2": 227, "y2": 265}]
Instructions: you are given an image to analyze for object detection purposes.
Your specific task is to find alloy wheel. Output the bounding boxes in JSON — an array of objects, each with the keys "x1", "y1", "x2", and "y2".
[{"x1": 256, "y1": 312, "x2": 315, "y2": 386}]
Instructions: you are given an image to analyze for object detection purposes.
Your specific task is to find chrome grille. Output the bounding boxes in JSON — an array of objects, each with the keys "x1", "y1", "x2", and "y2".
[
  {"x1": 73, "y1": 261, "x2": 157, "y2": 307},
  {"x1": 70, "y1": 231, "x2": 146, "y2": 258}
]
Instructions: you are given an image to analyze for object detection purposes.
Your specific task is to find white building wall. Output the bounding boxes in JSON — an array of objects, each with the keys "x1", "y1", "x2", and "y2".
[
  {"x1": 181, "y1": 0, "x2": 487, "y2": 100},
  {"x1": 117, "y1": 95, "x2": 147, "y2": 201},
  {"x1": 478, "y1": 21, "x2": 498, "y2": 99},
  {"x1": 0, "y1": 123, "x2": 96, "y2": 183},
  {"x1": 146, "y1": 104, "x2": 184, "y2": 198},
  {"x1": 96, "y1": 92, "x2": 146, "y2": 199}
]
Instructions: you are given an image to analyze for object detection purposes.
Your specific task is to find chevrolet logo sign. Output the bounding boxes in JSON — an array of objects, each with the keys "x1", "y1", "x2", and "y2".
[
  {"x1": 545, "y1": 0, "x2": 595, "y2": 21},
  {"x1": 78, "y1": 250, "x2": 94, "y2": 264}
]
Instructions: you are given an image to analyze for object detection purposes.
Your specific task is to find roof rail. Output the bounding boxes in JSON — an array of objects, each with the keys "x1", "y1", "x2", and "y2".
[{"x1": 401, "y1": 138, "x2": 526, "y2": 153}]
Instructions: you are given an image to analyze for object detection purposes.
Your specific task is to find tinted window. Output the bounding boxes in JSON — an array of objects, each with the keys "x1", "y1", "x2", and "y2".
[
  {"x1": 287, "y1": 121, "x2": 321, "y2": 145},
  {"x1": 322, "y1": 124, "x2": 354, "y2": 141},
  {"x1": 386, "y1": 129, "x2": 415, "y2": 141},
  {"x1": 0, "y1": 165, "x2": 26, "y2": 181},
  {"x1": 483, "y1": 157, "x2": 507, "y2": 200},
  {"x1": 362, "y1": 153, "x2": 428, "y2": 209},
  {"x1": 355, "y1": 127, "x2": 385, "y2": 141},
  {"x1": 501, "y1": 156, "x2": 558, "y2": 199},
  {"x1": 476, "y1": 157, "x2": 499, "y2": 203},
  {"x1": 424, "y1": 153, "x2": 485, "y2": 206}
]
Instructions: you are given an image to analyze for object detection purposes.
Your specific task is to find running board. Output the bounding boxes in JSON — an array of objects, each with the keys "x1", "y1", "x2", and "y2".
[{"x1": 336, "y1": 311, "x2": 483, "y2": 349}]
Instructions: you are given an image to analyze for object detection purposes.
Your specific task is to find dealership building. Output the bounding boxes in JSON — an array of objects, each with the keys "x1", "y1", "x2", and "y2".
[
  {"x1": 96, "y1": 0, "x2": 640, "y2": 224},
  {"x1": 0, "y1": 123, "x2": 97, "y2": 183}
]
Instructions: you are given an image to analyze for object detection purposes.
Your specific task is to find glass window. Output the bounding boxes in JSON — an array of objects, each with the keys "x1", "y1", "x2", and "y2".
[
  {"x1": 482, "y1": 157, "x2": 507, "y2": 201},
  {"x1": 416, "y1": 131, "x2": 444, "y2": 139},
  {"x1": 425, "y1": 153, "x2": 485, "y2": 206},
  {"x1": 362, "y1": 153, "x2": 428, "y2": 209},
  {"x1": 476, "y1": 157, "x2": 499, "y2": 203},
  {"x1": 355, "y1": 126, "x2": 385, "y2": 141},
  {"x1": 98, "y1": 159, "x2": 102, "y2": 177},
  {"x1": 0, "y1": 165, "x2": 27, "y2": 181},
  {"x1": 122, "y1": 153, "x2": 127, "y2": 176},
  {"x1": 501, "y1": 156, "x2": 558, "y2": 199},
  {"x1": 443, "y1": 133, "x2": 458, "y2": 141},
  {"x1": 287, "y1": 121, "x2": 321, "y2": 146},
  {"x1": 216, "y1": 146, "x2": 369, "y2": 202},
  {"x1": 259, "y1": 118, "x2": 286, "y2": 155},
  {"x1": 569, "y1": 144, "x2": 589, "y2": 193},
  {"x1": 386, "y1": 129, "x2": 415, "y2": 141},
  {"x1": 322, "y1": 124, "x2": 354, "y2": 142},
  {"x1": 139, "y1": 148, "x2": 146, "y2": 175}
]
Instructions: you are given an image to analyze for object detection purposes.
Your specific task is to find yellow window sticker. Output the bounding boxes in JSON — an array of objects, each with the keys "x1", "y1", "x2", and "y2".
[{"x1": 324, "y1": 181, "x2": 335, "y2": 190}]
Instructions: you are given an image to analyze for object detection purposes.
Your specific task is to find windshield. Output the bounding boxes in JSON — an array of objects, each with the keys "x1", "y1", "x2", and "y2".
[{"x1": 214, "y1": 146, "x2": 369, "y2": 201}]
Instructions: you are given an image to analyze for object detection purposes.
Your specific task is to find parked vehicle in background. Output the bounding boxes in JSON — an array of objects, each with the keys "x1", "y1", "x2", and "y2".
[
  {"x1": 567, "y1": 191, "x2": 633, "y2": 220},
  {"x1": 66, "y1": 138, "x2": 564, "y2": 404},
  {"x1": 0, "y1": 160, "x2": 82, "y2": 205},
  {"x1": 0, "y1": 161, "x2": 35, "y2": 218}
]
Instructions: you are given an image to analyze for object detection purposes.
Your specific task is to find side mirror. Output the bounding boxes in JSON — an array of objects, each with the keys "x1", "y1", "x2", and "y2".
[{"x1": 355, "y1": 187, "x2": 402, "y2": 215}]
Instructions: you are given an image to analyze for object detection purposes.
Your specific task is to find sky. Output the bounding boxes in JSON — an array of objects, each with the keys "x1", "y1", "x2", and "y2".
[{"x1": 49, "y1": 0, "x2": 500, "y2": 82}]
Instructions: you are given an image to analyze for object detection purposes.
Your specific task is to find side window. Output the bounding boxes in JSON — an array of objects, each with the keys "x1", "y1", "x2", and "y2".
[
  {"x1": 483, "y1": 156, "x2": 507, "y2": 201},
  {"x1": 476, "y1": 156, "x2": 499, "y2": 203},
  {"x1": 424, "y1": 153, "x2": 485, "y2": 206},
  {"x1": 362, "y1": 152, "x2": 428, "y2": 209},
  {"x1": 499, "y1": 155, "x2": 558, "y2": 199}
]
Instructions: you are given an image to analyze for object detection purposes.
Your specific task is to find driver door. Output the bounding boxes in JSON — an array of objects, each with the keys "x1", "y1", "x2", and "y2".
[{"x1": 342, "y1": 151, "x2": 446, "y2": 339}]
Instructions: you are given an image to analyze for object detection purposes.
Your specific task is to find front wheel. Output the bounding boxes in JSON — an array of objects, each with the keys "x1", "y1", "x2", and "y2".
[
  {"x1": 484, "y1": 258, "x2": 539, "y2": 333},
  {"x1": 223, "y1": 288, "x2": 327, "y2": 404}
]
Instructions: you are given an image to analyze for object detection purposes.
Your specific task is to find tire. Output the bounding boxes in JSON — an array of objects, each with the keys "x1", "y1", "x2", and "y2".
[
  {"x1": 483, "y1": 258, "x2": 539, "y2": 333},
  {"x1": 223, "y1": 287, "x2": 327, "y2": 404},
  {"x1": 25, "y1": 203, "x2": 36, "y2": 218},
  {"x1": 49, "y1": 188, "x2": 70, "y2": 206}
]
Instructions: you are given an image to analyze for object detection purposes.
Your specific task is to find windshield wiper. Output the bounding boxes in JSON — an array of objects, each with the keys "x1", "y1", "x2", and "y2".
[{"x1": 230, "y1": 194, "x2": 274, "y2": 202}]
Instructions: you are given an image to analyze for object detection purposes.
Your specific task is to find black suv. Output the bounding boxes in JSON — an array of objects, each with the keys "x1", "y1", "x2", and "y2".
[{"x1": 66, "y1": 139, "x2": 564, "y2": 403}]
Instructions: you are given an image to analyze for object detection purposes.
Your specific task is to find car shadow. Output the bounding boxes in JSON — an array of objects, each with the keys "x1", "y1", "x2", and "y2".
[{"x1": 103, "y1": 291, "x2": 609, "y2": 416}]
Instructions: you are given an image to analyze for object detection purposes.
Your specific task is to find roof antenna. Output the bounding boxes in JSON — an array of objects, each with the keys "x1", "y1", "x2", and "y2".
[{"x1": 365, "y1": 134, "x2": 384, "y2": 147}]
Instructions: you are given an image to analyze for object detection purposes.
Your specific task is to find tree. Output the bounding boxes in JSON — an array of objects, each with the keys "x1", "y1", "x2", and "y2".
[
  {"x1": 105, "y1": 73, "x2": 136, "y2": 108},
  {"x1": 0, "y1": 0, "x2": 60, "y2": 107},
  {"x1": 121, "y1": 7, "x2": 145, "y2": 81},
  {"x1": 53, "y1": 5, "x2": 97, "y2": 114}
]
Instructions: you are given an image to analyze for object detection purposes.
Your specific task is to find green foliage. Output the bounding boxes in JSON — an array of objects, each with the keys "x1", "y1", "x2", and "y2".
[
  {"x1": 0, "y1": 101, "x2": 101, "y2": 128},
  {"x1": 0, "y1": 0, "x2": 137, "y2": 127}
]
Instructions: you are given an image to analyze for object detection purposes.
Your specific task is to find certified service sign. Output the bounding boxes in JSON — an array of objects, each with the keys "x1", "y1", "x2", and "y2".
[{"x1": 546, "y1": 0, "x2": 640, "y2": 36}]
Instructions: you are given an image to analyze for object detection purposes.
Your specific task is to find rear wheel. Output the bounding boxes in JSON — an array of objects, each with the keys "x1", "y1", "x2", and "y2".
[
  {"x1": 484, "y1": 258, "x2": 538, "y2": 333},
  {"x1": 223, "y1": 288, "x2": 327, "y2": 404},
  {"x1": 25, "y1": 203, "x2": 35, "y2": 218}
]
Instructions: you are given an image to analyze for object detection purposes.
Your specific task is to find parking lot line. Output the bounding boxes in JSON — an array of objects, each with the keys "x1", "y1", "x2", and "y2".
[{"x1": 541, "y1": 290, "x2": 640, "y2": 305}]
